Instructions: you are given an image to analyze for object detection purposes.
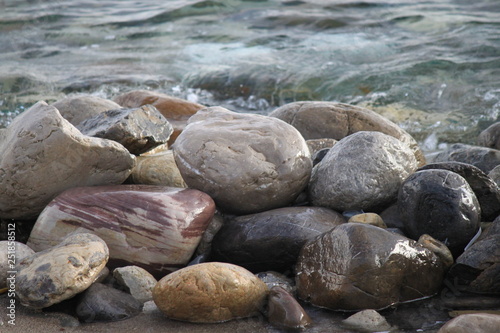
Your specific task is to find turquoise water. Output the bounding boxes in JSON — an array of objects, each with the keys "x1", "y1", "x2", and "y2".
[{"x1": 1, "y1": 0, "x2": 499, "y2": 147}]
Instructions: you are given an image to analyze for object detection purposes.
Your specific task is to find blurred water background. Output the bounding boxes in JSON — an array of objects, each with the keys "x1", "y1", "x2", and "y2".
[{"x1": 1, "y1": 0, "x2": 499, "y2": 150}]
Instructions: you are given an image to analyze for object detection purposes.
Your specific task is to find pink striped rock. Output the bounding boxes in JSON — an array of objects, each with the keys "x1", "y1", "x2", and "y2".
[{"x1": 27, "y1": 185, "x2": 216, "y2": 277}]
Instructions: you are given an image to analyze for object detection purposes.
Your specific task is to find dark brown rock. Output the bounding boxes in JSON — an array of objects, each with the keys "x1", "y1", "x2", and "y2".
[
  {"x1": 398, "y1": 169, "x2": 481, "y2": 257},
  {"x1": 296, "y1": 223, "x2": 444, "y2": 311},
  {"x1": 418, "y1": 162, "x2": 500, "y2": 221},
  {"x1": 267, "y1": 286, "x2": 312, "y2": 330},
  {"x1": 27, "y1": 185, "x2": 215, "y2": 277},
  {"x1": 211, "y1": 206, "x2": 344, "y2": 273},
  {"x1": 77, "y1": 105, "x2": 173, "y2": 155}
]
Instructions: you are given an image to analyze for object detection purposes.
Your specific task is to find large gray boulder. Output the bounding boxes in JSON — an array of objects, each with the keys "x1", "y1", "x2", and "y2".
[
  {"x1": 0, "y1": 101, "x2": 135, "y2": 220},
  {"x1": 173, "y1": 106, "x2": 312, "y2": 215},
  {"x1": 309, "y1": 131, "x2": 418, "y2": 212},
  {"x1": 269, "y1": 101, "x2": 425, "y2": 166}
]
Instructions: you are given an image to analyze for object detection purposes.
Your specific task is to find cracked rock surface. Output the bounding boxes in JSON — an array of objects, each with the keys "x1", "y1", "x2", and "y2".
[{"x1": 173, "y1": 106, "x2": 312, "y2": 215}]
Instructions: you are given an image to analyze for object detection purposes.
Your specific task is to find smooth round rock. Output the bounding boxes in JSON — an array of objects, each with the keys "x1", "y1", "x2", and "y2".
[
  {"x1": 488, "y1": 165, "x2": 500, "y2": 188},
  {"x1": 211, "y1": 206, "x2": 345, "y2": 273},
  {"x1": 127, "y1": 150, "x2": 187, "y2": 187},
  {"x1": 342, "y1": 309, "x2": 391, "y2": 332},
  {"x1": 173, "y1": 106, "x2": 312, "y2": 215},
  {"x1": 16, "y1": 233, "x2": 109, "y2": 308},
  {"x1": 267, "y1": 286, "x2": 312, "y2": 330},
  {"x1": 256, "y1": 271, "x2": 295, "y2": 295},
  {"x1": 0, "y1": 101, "x2": 135, "y2": 220},
  {"x1": 398, "y1": 169, "x2": 481, "y2": 256},
  {"x1": 269, "y1": 101, "x2": 425, "y2": 166},
  {"x1": 430, "y1": 143, "x2": 500, "y2": 174},
  {"x1": 51, "y1": 95, "x2": 121, "y2": 126},
  {"x1": 309, "y1": 131, "x2": 418, "y2": 212},
  {"x1": 418, "y1": 162, "x2": 500, "y2": 221},
  {"x1": 76, "y1": 283, "x2": 143, "y2": 323},
  {"x1": 113, "y1": 266, "x2": 157, "y2": 303},
  {"x1": 153, "y1": 262, "x2": 268, "y2": 323},
  {"x1": 438, "y1": 313, "x2": 500, "y2": 333},
  {"x1": 477, "y1": 122, "x2": 500, "y2": 150},
  {"x1": 0, "y1": 241, "x2": 34, "y2": 288},
  {"x1": 348, "y1": 213, "x2": 387, "y2": 229},
  {"x1": 418, "y1": 234, "x2": 454, "y2": 270},
  {"x1": 296, "y1": 223, "x2": 444, "y2": 311}
]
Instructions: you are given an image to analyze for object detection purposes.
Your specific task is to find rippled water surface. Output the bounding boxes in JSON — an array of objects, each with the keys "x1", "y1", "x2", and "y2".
[{"x1": 1, "y1": 0, "x2": 499, "y2": 147}]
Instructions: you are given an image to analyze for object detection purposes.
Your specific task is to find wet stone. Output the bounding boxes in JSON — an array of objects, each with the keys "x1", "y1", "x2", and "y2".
[
  {"x1": 267, "y1": 286, "x2": 312, "y2": 330},
  {"x1": 348, "y1": 212, "x2": 387, "y2": 229},
  {"x1": 430, "y1": 143, "x2": 500, "y2": 174},
  {"x1": 488, "y1": 164, "x2": 500, "y2": 188},
  {"x1": 418, "y1": 162, "x2": 500, "y2": 221},
  {"x1": 16, "y1": 233, "x2": 109, "y2": 309},
  {"x1": 296, "y1": 223, "x2": 444, "y2": 311},
  {"x1": 257, "y1": 271, "x2": 295, "y2": 295},
  {"x1": 76, "y1": 283, "x2": 143, "y2": 323},
  {"x1": 398, "y1": 169, "x2": 481, "y2": 257},
  {"x1": 77, "y1": 105, "x2": 173, "y2": 155},
  {"x1": 309, "y1": 131, "x2": 418, "y2": 212},
  {"x1": 211, "y1": 206, "x2": 344, "y2": 273},
  {"x1": 153, "y1": 262, "x2": 268, "y2": 323},
  {"x1": 418, "y1": 234, "x2": 454, "y2": 270}
]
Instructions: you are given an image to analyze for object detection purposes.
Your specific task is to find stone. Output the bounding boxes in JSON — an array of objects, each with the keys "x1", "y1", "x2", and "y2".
[
  {"x1": 113, "y1": 266, "x2": 157, "y2": 303},
  {"x1": 478, "y1": 122, "x2": 500, "y2": 150},
  {"x1": 127, "y1": 150, "x2": 187, "y2": 187},
  {"x1": 311, "y1": 148, "x2": 330, "y2": 166},
  {"x1": 398, "y1": 169, "x2": 481, "y2": 256},
  {"x1": 348, "y1": 213, "x2": 387, "y2": 229},
  {"x1": 379, "y1": 203, "x2": 406, "y2": 229},
  {"x1": 173, "y1": 106, "x2": 312, "y2": 215},
  {"x1": 342, "y1": 309, "x2": 392, "y2": 332},
  {"x1": 430, "y1": 143, "x2": 500, "y2": 174},
  {"x1": 27, "y1": 185, "x2": 215, "y2": 277},
  {"x1": 256, "y1": 271, "x2": 295, "y2": 295},
  {"x1": 77, "y1": 105, "x2": 173, "y2": 155},
  {"x1": 153, "y1": 262, "x2": 268, "y2": 323},
  {"x1": 195, "y1": 211, "x2": 224, "y2": 257},
  {"x1": 305, "y1": 138, "x2": 337, "y2": 156},
  {"x1": 296, "y1": 223, "x2": 444, "y2": 311},
  {"x1": 309, "y1": 131, "x2": 418, "y2": 212},
  {"x1": 0, "y1": 101, "x2": 135, "y2": 220},
  {"x1": 211, "y1": 206, "x2": 344, "y2": 273},
  {"x1": 267, "y1": 286, "x2": 312, "y2": 330},
  {"x1": 447, "y1": 216, "x2": 500, "y2": 293},
  {"x1": 76, "y1": 283, "x2": 143, "y2": 323},
  {"x1": 488, "y1": 165, "x2": 500, "y2": 188},
  {"x1": 418, "y1": 162, "x2": 500, "y2": 221},
  {"x1": 438, "y1": 313, "x2": 500, "y2": 333},
  {"x1": 418, "y1": 234, "x2": 454, "y2": 270},
  {"x1": 113, "y1": 90, "x2": 204, "y2": 145},
  {"x1": 51, "y1": 95, "x2": 122, "y2": 126},
  {"x1": 0, "y1": 241, "x2": 34, "y2": 288},
  {"x1": 16, "y1": 233, "x2": 109, "y2": 308},
  {"x1": 269, "y1": 101, "x2": 425, "y2": 166}
]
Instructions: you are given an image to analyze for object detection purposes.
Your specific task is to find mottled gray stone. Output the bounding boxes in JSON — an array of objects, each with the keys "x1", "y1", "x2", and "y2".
[
  {"x1": 438, "y1": 313, "x2": 500, "y2": 333},
  {"x1": 488, "y1": 165, "x2": 500, "y2": 188},
  {"x1": 113, "y1": 266, "x2": 157, "y2": 303},
  {"x1": 478, "y1": 122, "x2": 500, "y2": 150},
  {"x1": 211, "y1": 206, "x2": 344, "y2": 273},
  {"x1": 77, "y1": 105, "x2": 173, "y2": 155},
  {"x1": 0, "y1": 101, "x2": 135, "y2": 220},
  {"x1": 16, "y1": 233, "x2": 109, "y2": 308},
  {"x1": 398, "y1": 169, "x2": 481, "y2": 256},
  {"x1": 76, "y1": 283, "x2": 143, "y2": 323},
  {"x1": 430, "y1": 143, "x2": 500, "y2": 174},
  {"x1": 269, "y1": 101, "x2": 425, "y2": 166},
  {"x1": 296, "y1": 223, "x2": 444, "y2": 311},
  {"x1": 153, "y1": 262, "x2": 268, "y2": 323},
  {"x1": 51, "y1": 95, "x2": 121, "y2": 126},
  {"x1": 309, "y1": 131, "x2": 418, "y2": 212},
  {"x1": 195, "y1": 210, "x2": 224, "y2": 257},
  {"x1": 28, "y1": 185, "x2": 215, "y2": 277},
  {"x1": 0, "y1": 241, "x2": 34, "y2": 288},
  {"x1": 173, "y1": 106, "x2": 312, "y2": 215},
  {"x1": 305, "y1": 138, "x2": 337, "y2": 156},
  {"x1": 127, "y1": 150, "x2": 187, "y2": 187}
]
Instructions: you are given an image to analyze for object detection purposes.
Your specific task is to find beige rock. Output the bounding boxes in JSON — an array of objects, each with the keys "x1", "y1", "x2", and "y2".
[
  {"x1": 342, "y1": 309, "x2": 392, "y2": 332},
  {"x1": 128, "y1": 150, "x2": 186, "y2": 187},
  {"x1": 113, "y1": 266, "x2": 157, "y2": 303},
  {"x1": 418, "y1": 234, "x2": 454, "y2": 270},
  {"x1": 153, "y1": 262, "x2": 268, "y2": 323},
  {"x1": 113, "y1": 90, "x2": 204, "y2": 145},
  {"x1": 438, "y1": 313, "x2": 500, "y2": 333},
  {"x1": 0, "y1": 241, "x2": 35, "y2": 288},
  {"x1": 173, "y1": 106, "x2": 312, "y2": 215},
  {"x1": 0, "y1": 101, "x2": 135, "y2": 220},
  {"x1": 348, "y1": 213, "x2": 387, "y2": 228},
  {"x1": 270, "y1": 101, "x2": 425, "y2": 166},
  {"x1": 51, "y1": 95, "x2": 121, "y2": 126},
  {"x1": 16, "y1": 233, "x2": 109, "y2": 308},
  {"x1": 305, "y1": 138, "x2": 337, "y2": 156}
]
